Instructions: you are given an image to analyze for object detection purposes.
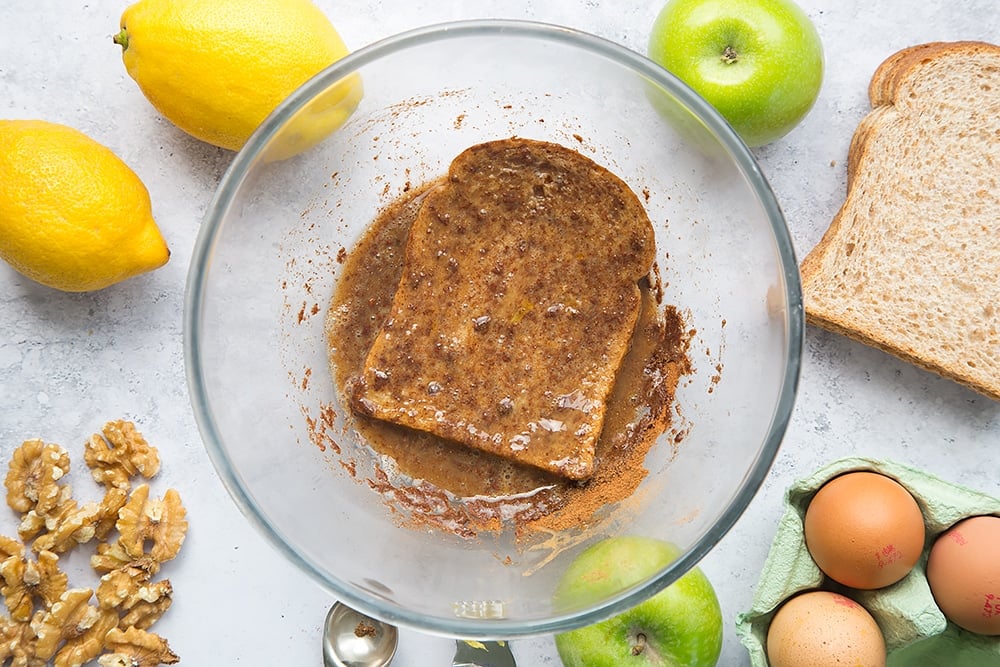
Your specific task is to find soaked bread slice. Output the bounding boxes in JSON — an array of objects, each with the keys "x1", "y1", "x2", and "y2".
[
  {"x1": 801, "y1": 41, "x2": 1000, "y2": 400},
  {"x1": 350, "y1": 138, "x2": 656, "y2": 479}
]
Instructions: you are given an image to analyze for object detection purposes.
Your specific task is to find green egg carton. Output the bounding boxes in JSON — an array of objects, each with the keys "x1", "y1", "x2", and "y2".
[{"x1": 735, "y1": 456, "x2": 1000, "y2": 666}]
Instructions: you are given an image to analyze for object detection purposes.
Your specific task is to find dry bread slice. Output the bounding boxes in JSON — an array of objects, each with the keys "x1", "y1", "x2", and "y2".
[{"x1": 801, "y1": 41, "x2": 1000, "y2": 401}]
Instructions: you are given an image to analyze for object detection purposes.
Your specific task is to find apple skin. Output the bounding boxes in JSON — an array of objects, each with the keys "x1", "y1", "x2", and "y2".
[
  {"x1": 647, "y1": 0, "x2": 824, "y2": 147},
  {"x1": 553, "y1": 536, "x2": 722, "y2": 667}
]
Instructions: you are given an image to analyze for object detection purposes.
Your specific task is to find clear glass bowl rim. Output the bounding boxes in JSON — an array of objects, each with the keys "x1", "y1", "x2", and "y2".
[{"x1": 184, "y1": 18, "x2": 804, "y2": 638}]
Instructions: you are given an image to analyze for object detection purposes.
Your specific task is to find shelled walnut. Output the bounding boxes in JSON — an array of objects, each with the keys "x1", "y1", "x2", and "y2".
[
  {"x1": 96, "y1": 568, "x2": 173, "y2": 630},
  {"x1": 85, "y1": 422, "x2": 161, "y2": 491},
  {"x1": 0, "y1": 549, "x2": 68, "y2": 622},
  {"x1": 90, "y1": 542, "x2": 160, "y2": 579},
  {"x1": 0, "y1": 421, "x2": 188, "y2": 665},
  {"x1": 31, "y1": 501, "x2": 101, "y2": 555},
  {"x1": 116, "y1": 486, "x2": 187, "y2": 565},
  {"x1": 99, "y1": 626, "x2": 178, "y2": 666},
  {"x1": 4, "y1": 440, "x2": 71, "y2": 517},
  {"x1": 31, "y1": 588, "x2": 119, "y2": 667}
]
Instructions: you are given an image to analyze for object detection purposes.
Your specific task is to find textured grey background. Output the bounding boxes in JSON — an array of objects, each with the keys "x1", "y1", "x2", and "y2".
[{"x1": 2, "y1": 1, "x2": 998, "y2": 664}]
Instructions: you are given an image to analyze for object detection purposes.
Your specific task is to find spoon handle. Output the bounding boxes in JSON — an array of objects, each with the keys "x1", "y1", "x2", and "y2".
[{"x1": 452, "y1": 640, "x2": 516, "y2": 667}]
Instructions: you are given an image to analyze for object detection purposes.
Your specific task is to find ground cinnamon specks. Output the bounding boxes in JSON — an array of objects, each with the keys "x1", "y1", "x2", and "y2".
[
  {"x1": 303, "y1": 403, "x2": 340, "y2": 455},
  {"x1": 354, "y1": 621, "x2": 377, "y2": 638}
]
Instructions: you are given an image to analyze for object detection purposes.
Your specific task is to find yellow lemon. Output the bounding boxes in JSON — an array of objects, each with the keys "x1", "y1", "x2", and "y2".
[
  {"x1": 114, "y1": 0, "x2": 363, "y2": 159},
  {"x1": 0, "y1": 120, "x2": 170, "y2": 292}
]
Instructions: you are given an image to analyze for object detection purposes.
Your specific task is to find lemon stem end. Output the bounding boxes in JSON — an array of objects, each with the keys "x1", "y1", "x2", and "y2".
[{"x1": 113, "y1": 29, "x2": 129, "y2": 51}]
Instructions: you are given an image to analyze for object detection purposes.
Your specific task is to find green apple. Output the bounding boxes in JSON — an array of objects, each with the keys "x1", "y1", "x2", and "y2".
[
  {"x1": 553, "y1": 536, "x2": 722, "y2": 667},
  {"x1": 647, "y1": 0, "x2": 824, "y2": 147}
]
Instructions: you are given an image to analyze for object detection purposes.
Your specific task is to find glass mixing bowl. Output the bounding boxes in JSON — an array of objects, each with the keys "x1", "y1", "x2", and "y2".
[{"x1": 185, "y1": 20, "x2": 802, "y2": 638}]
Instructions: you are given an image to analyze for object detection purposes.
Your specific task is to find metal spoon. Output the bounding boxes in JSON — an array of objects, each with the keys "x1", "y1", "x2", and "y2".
[{"x1": 323, "y1": 601, "x2": 399, "y2": 667}]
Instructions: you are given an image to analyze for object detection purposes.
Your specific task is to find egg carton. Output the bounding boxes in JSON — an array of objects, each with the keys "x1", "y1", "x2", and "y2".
[{"x1": 736, "y1": 457, "x2": 1000, "y2": 666}]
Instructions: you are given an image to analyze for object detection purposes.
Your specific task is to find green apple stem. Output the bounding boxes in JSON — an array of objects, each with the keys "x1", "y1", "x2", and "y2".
[
  {"x1": 631, "y1": 632, "x2": 647, "y2": 656},
  {"x1": 721, "y1": 45, "x2": 739, "y2": 64}
]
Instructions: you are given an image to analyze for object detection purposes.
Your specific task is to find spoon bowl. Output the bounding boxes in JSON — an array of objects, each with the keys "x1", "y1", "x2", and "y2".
[{"x1": 323, "y1": 602, "x2": 399, "y2": 667}]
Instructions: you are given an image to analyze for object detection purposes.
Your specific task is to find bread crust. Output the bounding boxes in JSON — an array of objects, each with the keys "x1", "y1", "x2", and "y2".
[{"x1": 801, "y1": 41, "x2": 1000, "y2": 401}]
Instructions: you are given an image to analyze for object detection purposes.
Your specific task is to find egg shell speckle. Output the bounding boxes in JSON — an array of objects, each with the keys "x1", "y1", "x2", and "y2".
[{"x1": 736, "y1": 457, "x2": 1000, "y2": 666}]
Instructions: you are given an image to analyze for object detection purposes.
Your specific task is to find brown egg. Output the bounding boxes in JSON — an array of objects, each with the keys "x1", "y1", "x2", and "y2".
[
  {"x1": 766, "y1": 590, "x2": 886, "y2": 667},
  {"x1": 926, "y1": 514, "x2": 1000, "y2": 635},
  {"x1": 803, "y1": 471, "x2": 925, "y2": 589}
]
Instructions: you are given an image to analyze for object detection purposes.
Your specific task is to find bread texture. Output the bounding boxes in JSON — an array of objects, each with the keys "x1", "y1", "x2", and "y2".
[
  {"x1": 800, "y1": 41, "x2": 1000, "y2": 401},
  {"x1": 351, "y1": 138, "x2": 655, "y2": 480}
]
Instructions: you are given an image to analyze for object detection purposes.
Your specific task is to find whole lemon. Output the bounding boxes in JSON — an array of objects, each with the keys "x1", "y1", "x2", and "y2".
[
  {"x1": 0, "y1": 120, "x2": 170, "y2": 293},
  {"x1": 114, "y1": 0, "x2": 362, "y2": 158}
]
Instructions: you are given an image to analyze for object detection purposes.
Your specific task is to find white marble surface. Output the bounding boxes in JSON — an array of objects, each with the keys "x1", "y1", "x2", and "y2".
[{"x1": 2, "y1": 0, "x2": 998, "y2": 664}]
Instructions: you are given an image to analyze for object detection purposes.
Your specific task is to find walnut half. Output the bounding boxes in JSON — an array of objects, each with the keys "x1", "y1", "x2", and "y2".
[
  {"x1": 31, "y1": 588, "x2": 118, "y2": 667},
  {"x1": 85, "y1": 422, "x2": 161, "y2": 491},
  {"x1": 99, "y1": 626, "x2": 178, "y2": 667},
  {"x1": 96, "y1": 568, "x2": 173, "y2": 630},
  {"x1": 5, "y1": 440, "x2": 71, "y2": 517},
  {"x1": 116, "y1": 485, "x2": 187, "y2": 565},
  {"x1": 0, "y1": 549, "x2": 68, "y2": 622}
]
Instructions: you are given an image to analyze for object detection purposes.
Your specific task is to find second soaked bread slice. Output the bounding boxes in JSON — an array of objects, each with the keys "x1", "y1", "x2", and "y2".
[{"x1": 350, "y1": 138, "x2": 656, "y2": 480}]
